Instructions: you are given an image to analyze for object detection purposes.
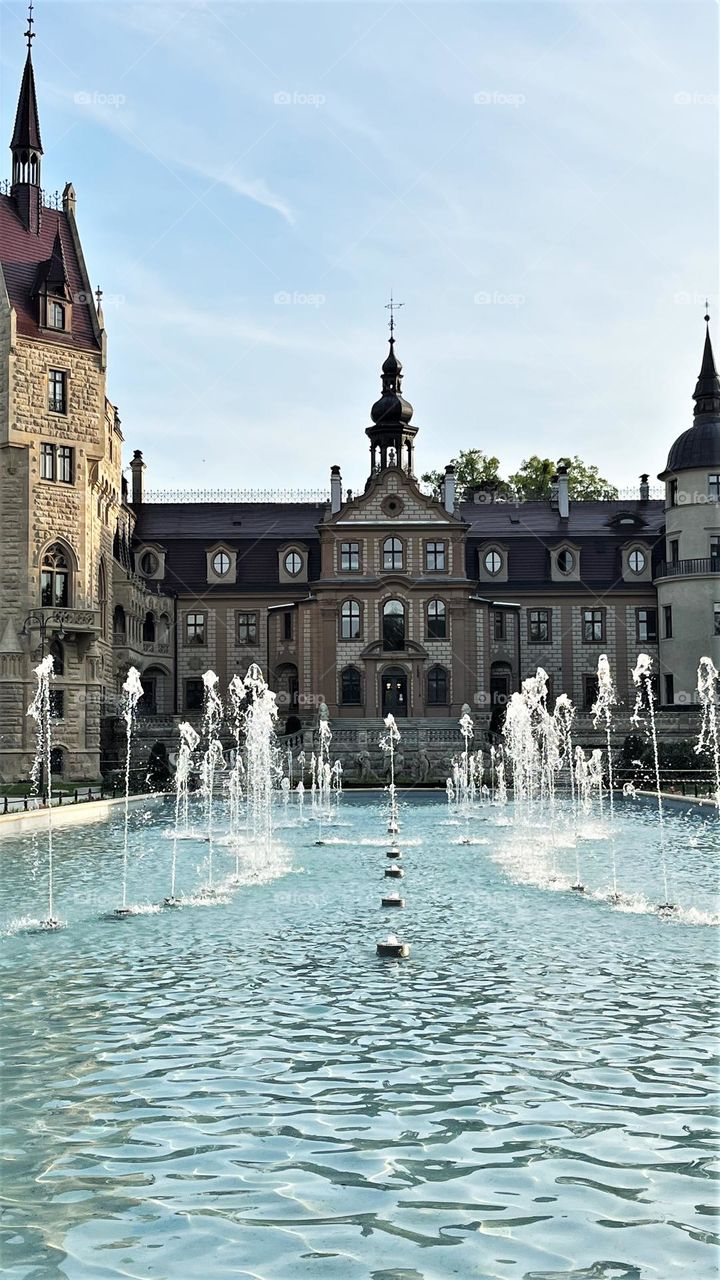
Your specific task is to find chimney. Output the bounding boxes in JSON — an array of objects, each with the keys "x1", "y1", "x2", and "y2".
[
  {"x1": 330, "y1": 465, "x2": 342, "y2": 514},
  {"x1": 129, "y1": 449, "x2": 146, "y2": 505},
  {"x1": 443, "y1": 464, "x2": 456, "y2": 514},
  {"x1": 557, "y1": 463, "x2": 569, "y2": 519},
  {"x1": 639, "y1": 473, "x2": 649, "y2": 502},
  {"x1": 550, "y1": 474, "x2": 559, "y2": 510}
]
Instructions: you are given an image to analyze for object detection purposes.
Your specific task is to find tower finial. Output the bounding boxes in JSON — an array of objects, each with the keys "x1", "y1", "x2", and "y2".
[
  {"x1": 705, "y1": 298, "x2": 710, "y2": 324},
  {"x1": 385, "y1": 293, "x2": 404, "y2": 340},
  {"x1": 25, "y1": 2, "x2": 35, "y2": 51}
]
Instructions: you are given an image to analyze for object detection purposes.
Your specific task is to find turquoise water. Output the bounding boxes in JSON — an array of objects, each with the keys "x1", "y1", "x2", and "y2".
[{"x1": 0, "y1": 794, "x2": 718, "y2": 1280}]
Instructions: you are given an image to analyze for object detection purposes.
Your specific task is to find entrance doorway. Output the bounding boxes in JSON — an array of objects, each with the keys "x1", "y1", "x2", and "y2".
[{"x1": 382, "y1": 666, "x2": 408, "y2": 717}]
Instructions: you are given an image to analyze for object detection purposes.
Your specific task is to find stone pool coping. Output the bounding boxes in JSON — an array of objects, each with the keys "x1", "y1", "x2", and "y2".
[{"x1": 0, "y1": 792, "x2": 168, "y2": 836}]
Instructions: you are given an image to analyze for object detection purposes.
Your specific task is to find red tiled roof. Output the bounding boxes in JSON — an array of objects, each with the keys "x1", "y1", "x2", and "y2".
[{"x1": 0, "y1": 194, "x2": 100, "y2": 351}]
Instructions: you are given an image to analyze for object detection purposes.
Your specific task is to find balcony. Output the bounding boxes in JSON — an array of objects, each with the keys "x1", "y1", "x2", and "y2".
[
  {"x1": 40, "y1": 606, "x2": 101, "y2": 635},
  {"x1": 655, "y1": 557, "x2": 720, "y2": 580}
]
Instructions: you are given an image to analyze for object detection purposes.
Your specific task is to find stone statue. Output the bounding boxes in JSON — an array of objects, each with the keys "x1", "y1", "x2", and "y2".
[
  {"x1": 415, "y1": 748, "x2": 431, "y2": 783},
  {"x1": 356, "y1": 749, "x2": 374, "y2": 783}
]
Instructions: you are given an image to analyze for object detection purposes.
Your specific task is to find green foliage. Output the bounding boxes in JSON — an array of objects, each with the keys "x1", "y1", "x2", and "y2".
[
  {"x1": 422, "y1": 449, "x2": 503, "y2": 501},
  {"x1": 509, "y1": 455, "x2": 619, "y2": 501},
  {"x1": 422, "y1": 451, "x2": 618, "y2": 503}
]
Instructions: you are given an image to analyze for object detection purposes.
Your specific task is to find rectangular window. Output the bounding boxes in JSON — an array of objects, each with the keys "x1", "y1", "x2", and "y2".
[
  {"x1": 40, "y1": 442, "x2": 55, "y2": 480},
  {"x1": 528, "y1": 609, "x2": 551, "y2": 644},
  {"x1": 669, "y1": 479, "x2": 678, "y2": 507},
  {"x1": 636, "y1": 608, "x2": 658, "y2": 642},
  {"x1": 709, "y1": 474, "x2": 720, "y2": 502},
  {"x1": 49, "y1": 690, "x2": 64, "y2": 720},
  {"x1": 57, "y1": 446, "x2": 73, "y2": 484},
  {"x1": 340, "y1": 541, "x2": 360, "y2": 572},
  {"x1": 283, "y1": 611, "x2": 293, "y2": 641},
  {"x1": 49, "y1": 301, "x2": 66, "y2": 330},
  {"x1": 493, "y1": 610, "x2": 505, "y2": 641},
  {"x1": 582, "y1": 609, "x2": 605, "y2": 643},
  {"x1": 669, "y1": 539, "x2": 679, "y2": 563},
  {"x1": 237, "y1": 611, "x2": 257, "y2": 645},
  {"x1": 185, "y1": 612, "x2": 206, "y2": 646},
  {"x1": 48, "y1": 369, "x2": 67, "y2": 414},
  {"x1": 714, "y1": 603, "x2": 720, "y2": 637},
  {"x1": 425, "y1": 541, "x2": 446, "y2": 571},
  {"x1": 710, "y1": 536, "x2": 720, "y2": 563},
  {"x1": 583, "y1": 675, "x2": 599, "y2": 710},
  {"x1": 664, "y1": 605, "x2": 673, "y2": 639},
  {"x1": 184, "y1": 678, "x2": 204, "y2": 711},
  {"x1": 664, "y1": 674, "x2": 674, "y2": 705}
]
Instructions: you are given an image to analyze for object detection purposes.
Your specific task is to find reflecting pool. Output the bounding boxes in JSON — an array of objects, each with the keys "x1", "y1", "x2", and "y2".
[{"x1": 1, "y1": 794, "x2": 718, "y2": 1280}]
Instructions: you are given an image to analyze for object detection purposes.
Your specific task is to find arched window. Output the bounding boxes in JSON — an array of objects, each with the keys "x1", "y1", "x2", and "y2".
[
  {"x1": 340, "y1": 599, "x2": 361, "y2": 640},
  {"x1": 427, "y1": 599, "x2": 447, "y2": 639},
  {"x1": 157, "y1": 613, "x2": 171, "y2": 645},
  {"x1": 49, "y1": 637, "x2": 64, "y2": 676},
  {"x1": 382, "y1": 599, "x2": 405, "y2": 651},
  {"x1": 383, "y1": 537, "x2": 404, "y2": 571},
  {"x1": 41, "y1": 544, "x2": 70, "y2": 607},
  {"x1": 142, "y1": 611, "x2": 156, "y2": 643},
  {"x1": 113, "y1": 605, "x2": 126, "y2": 638},
  {"x1": 50, "y1": 746, "x2": 64, "y2": 776},
  {"x1": 427, "y1": 665, "x2": 449, "y2": 705},
  {"x1": 341, "y1": 666, "x2": 362, "y2": 705}
]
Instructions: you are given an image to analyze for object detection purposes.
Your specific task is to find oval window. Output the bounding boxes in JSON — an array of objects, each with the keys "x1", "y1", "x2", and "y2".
[
  {"x1": 212, "y1": 551, "x2": 231, "y2": 576},
  {"x1": 284, "y1": 551, "x2": 302, "y2": 576},
  {"x1": 557, "y1": 549, "x2": 575, "y2": 574},
  {"x1": 628, "y1": 549, "x2": 645, "y2": 573},
  {"x1": 484, "y1": 550, "x2": 502, "y2": 575},
  {"x1": 140, "y1": 551, "x2": 158, "y2": 576}
]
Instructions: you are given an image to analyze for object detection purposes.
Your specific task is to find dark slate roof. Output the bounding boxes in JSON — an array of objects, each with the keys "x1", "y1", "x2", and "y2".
[
  {"x1": 11, "y1": 52, "x2": 42, "y2": 153},
  {"x1": 661, "y1": 419, "x2": 720, "y2": 476},
  {"x1": 0, "y1": 196, "x2": 100, "y2": 351},
  {"x1": 458, "y1": 498, "x2": 665, "y2": 536},
  {"x1": 134, "y1": 503, "x2": 325, "y2": 595},
  {"x1": 462, "y1": 500, "x2": 664, "y2": 589},
  {"x1": 134, "y1": 502, "x2": 326, "y2": 540}
]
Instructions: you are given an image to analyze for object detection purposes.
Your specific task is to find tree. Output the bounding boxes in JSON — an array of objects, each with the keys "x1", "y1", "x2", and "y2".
[
  {"x1": 422, "y1": 449, "x2": 504, "y2": 501},
  {"x1": 508, "y1": 455, "x2": 618, "y2": 502}
]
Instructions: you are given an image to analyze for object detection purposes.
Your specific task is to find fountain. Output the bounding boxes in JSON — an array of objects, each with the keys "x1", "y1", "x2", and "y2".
[
  {"x1": 697, "y1": 657, "x2": 720, "y2": 813},
  {"x1": 197, "y1": 671, "x2": 225, "y2": 898},
  {"x1": 381, "y1": 714, "x2": 401, "y2": 835},
  {"x1": 592, "y1": 655, "x2": 621, "y2": 901},
  {"x1": 632, "y1": 654, "x2": 674, "y2": 912},
  {"x1": 242, "y1": 663, "x2": 282, "y2": 878},
  {"x1": 26, "y1": 655, "x2": 59, "y2": 929},
  {"x1": 115, "y1": 667, "x2": 144, "y2": 917},
  {"x1": 165, "y1": 721, "x2": 200, "y2": 906},
  {"x1": 314, "y1": 716, "x2": 333, "y2": 844}
]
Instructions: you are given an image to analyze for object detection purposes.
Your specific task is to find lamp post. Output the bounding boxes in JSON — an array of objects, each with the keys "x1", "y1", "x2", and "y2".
[{"x1": 20, "y1": 612, "x2": 66, "y2": 800}]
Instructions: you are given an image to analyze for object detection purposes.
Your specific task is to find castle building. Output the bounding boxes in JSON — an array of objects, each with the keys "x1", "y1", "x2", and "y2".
[{"x1": 0, "y1": 22, "x2": 718, "y2": 783}]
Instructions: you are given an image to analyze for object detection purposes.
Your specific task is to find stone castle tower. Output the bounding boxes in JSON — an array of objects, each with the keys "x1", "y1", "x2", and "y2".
[{"x1": 0, "y1": 14, "x2": 134, "y2": 782}]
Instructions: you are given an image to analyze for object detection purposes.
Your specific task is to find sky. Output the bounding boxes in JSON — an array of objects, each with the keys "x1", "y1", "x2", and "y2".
[{"x1": 1, "y1": 0, "x2": 717, "y2": 496}]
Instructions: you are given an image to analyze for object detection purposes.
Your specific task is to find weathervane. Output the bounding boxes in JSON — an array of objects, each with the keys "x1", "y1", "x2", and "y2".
[
  {"x1": 25, "y1": 2, "x2": 35, "y2": 51},
  {"x1": 385, "y1": 293, "x2": 404, "y2": 338}
]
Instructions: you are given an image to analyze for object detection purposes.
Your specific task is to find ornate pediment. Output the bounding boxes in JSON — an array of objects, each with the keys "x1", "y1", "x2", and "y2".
[{"x1": 330, "y1": 467, "x2": 465, "y2": 527}]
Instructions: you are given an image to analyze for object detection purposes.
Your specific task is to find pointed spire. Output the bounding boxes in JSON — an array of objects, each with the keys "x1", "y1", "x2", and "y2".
[
  {"x1": 11, "y1": 5, "x2": 43, "y2": 157},
  {"x1": 693, "y1": 310, "x2": 720, "y2": 418}
]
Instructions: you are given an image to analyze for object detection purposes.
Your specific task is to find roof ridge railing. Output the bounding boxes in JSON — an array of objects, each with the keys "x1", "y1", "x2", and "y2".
[{"x1": 144, "y1": 487, "x2": 331, "y2": 504}]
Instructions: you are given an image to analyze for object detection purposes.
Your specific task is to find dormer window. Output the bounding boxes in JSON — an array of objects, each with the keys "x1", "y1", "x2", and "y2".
[
  {"x1": 212, "y1": 551, "x2": 230, "y2": 576},
  {"x1": 628, "y1": 549, "x2": 646, "y2": 574},
  {"x1": 557, "y1": 549, "x2": 575, "y2": 574},
  {"x1": 285, "y1": 551, "x2": 302, "y2": 576}
]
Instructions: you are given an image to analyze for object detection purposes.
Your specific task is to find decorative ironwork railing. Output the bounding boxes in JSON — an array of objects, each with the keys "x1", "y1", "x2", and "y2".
[
  {"x1": 145, "y1": 487, "x2": 330, "y2": 504},
  {"x1": 655, "y1": 557, "x2": 720, "y2": 578},
  {"x1": 0, "y1": 178, "x2": 63, "y2": 209}
]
